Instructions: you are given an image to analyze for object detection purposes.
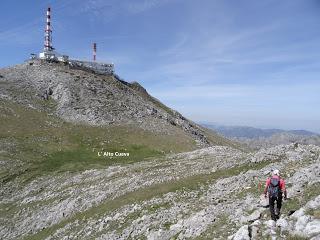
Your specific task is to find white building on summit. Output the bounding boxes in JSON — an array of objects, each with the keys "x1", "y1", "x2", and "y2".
[{"x1": 32, "y1": 6, "x2": 114, "y2": 74}]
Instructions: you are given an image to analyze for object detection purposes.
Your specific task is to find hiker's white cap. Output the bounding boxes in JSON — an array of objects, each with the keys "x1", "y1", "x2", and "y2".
[{"x1": 273, "y1": 169, "x2": 280, "y2": 176}]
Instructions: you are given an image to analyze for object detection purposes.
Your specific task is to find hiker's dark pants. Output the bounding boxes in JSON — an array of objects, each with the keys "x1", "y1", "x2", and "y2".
[{"x1": 269, "y1": 195, "x2": 282, "y2": 220}]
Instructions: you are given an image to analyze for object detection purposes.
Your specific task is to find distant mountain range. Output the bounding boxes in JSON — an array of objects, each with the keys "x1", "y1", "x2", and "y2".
[
  {"x1": 201, "y1": 124, "x2": 318, "y2": 139},
  {"x1": 201, "y1": 123, "x2": 320, "y2": 149}
]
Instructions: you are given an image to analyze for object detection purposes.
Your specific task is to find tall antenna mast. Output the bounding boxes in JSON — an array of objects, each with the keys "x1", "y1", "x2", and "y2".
[
  {"x1": 93, "y1": 43, "x2": 97, "y2": 61},
  {"x1": 44, "y1": 7, "x2": 53, "y2": 51}
]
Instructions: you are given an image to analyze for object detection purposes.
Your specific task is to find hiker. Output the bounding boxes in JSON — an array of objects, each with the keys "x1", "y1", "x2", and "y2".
[{"x1": 264, "y1": 169, "x2": 287, "y2": 221}]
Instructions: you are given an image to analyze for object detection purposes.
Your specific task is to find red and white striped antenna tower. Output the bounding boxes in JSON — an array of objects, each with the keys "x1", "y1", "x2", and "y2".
[
  {"x1": 93, "y1": 43, "x2": 97, "y2": 61},
  {"x1": 44, "y1": 7, "x2": 53, "y2": 51}
]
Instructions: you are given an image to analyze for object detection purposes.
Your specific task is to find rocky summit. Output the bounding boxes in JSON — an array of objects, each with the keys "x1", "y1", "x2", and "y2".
[{"x1": 0, "y1": 61, "x2": 320, "y2": 240}]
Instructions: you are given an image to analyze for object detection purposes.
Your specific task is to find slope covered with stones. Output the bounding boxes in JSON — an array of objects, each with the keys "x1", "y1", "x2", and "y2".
[{"x1": 1, "y1": 143, "x2": 319, "y2": 239}]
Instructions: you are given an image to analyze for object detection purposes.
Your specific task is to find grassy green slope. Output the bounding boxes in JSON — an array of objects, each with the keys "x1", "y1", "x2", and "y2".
[{"x1": 0, "y1": 99, "x2": 198, "y2": 182}]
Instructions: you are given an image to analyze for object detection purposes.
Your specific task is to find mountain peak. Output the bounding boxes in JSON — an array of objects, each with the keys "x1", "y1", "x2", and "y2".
[{"x1": 0, "y1": 60, "x2": 234, "y2": 147}]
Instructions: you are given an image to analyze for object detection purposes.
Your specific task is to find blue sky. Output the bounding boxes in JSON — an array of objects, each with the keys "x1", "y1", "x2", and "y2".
[{"x1": 1, "y1": 0, "x2": 320, "y2": 133}]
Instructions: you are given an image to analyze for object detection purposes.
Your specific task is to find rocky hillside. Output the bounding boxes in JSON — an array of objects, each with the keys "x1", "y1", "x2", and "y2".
[
  {"x1": 1, "y1": 60, "x2": 319, "y2": 239},
  {"x1": 0, "y1": 60, "x2": 234, "y2": 148},
  {"x1": 1, "y1": 143, "x2": 319, "y2": 239},
  {"x1": 0, "y1": 59, "x2": 240, "y2": 190}
]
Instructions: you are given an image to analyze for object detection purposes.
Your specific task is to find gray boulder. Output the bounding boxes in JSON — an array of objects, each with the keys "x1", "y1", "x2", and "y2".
[
  {"x1": 305, "y1": 220, "x2": 320, "y2": 237},
  {"x1": 233, "y1": 225, "x2": 250, "y2": 240},
  {"x1": 276, "y1": 218, "x2": 290, "y2": 232},
  {"x1": 295, "y1": 215, "x2": 311, "y2": 233}
]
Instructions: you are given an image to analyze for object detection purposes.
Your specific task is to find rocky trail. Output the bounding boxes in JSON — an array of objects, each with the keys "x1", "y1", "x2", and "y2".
[{"x1": 1, "y1": 143, "x2": 320, "y2": 239}]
